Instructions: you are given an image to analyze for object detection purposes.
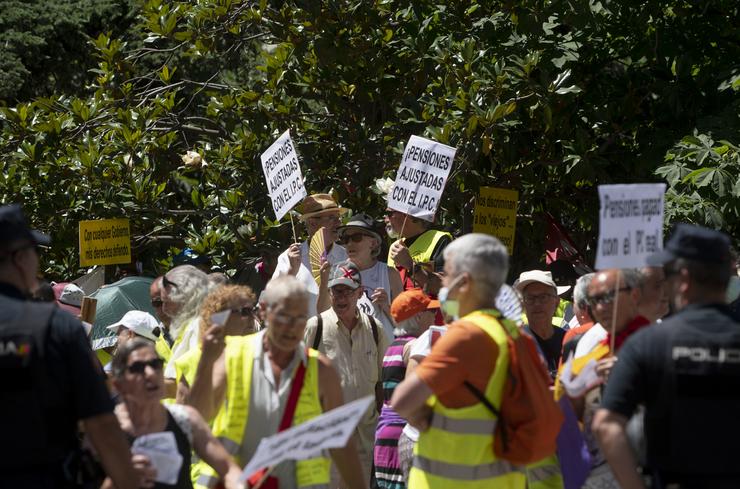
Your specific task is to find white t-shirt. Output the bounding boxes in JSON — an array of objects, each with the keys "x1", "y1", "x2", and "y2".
[
  {"x1": 358, "y1": 261, "x2": 395, "y2": 342},
  {"x1": 402, "y1": 325, "x2": 448, "y2": 441},
  {"x1": 272, "y1": 241, "x2": 348, "y2": 318},
  {"x1": 574, "y1": 323, "x2": 607, "y2": 359}
]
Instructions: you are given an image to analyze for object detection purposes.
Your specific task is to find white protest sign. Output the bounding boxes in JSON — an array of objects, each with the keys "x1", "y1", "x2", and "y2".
[
  {"x1": 240, "y1": 395, "x2": 374, "y2": 482},
  {"x1": 261, "y1": 130, "x2": 308, "y2": 221},
  {"x1": 387, "y1": 135, "x2": 456, "y2": 222},
  {"x1": 132, "y1": 432, "x2": 183, "y2": 485},
  {"x1": 595, "y1": 184, "x2": 666, "y2": 270}
]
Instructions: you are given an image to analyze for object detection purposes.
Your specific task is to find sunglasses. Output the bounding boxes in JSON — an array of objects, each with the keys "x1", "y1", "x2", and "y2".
[
  {"x1": 588, "y1": 287, "x2": 632, "y2": 307},
  {"x1": 126, "y1": 358, "x2": 164, "y2": 375},
  {"x1": 162, "y1": 275, "x2": 178, "y2": 289},
  {"x1": 231, "y1": 305, "x2": 257, "y2": 318},
  {"x1": 151, "y1": 298, "x2": 163, "y2": 308},
  {"x1": 339, "y1": 233, "x2": 371, "y2": 245}
]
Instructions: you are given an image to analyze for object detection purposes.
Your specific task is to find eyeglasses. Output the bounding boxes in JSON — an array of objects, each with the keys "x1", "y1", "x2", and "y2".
[
  {"x1": 522, "y1": 293, "x2": 557, "y2": 305},
  {"x1": 126, "y1": 358, "x2": 164, "y2": 375},
  {"x1": 162, "y1": 275, "x2": 178, "y2": 289},
  {"x1": 385, "y1": 210, "x2": 400, "y2": 218},
  {"x1": 151, "y1": 298, "x2": 163, "y2": 308},
  {"x1": 270, "y1": 311, "x2": 308, "y2": 326},
  {"x1": 338, "y1": 233, "x2": 370, "y2": 245},
  {"x1": 330, "y1": 287, "x2": 358, "y2": 298},
  {"x1": 588, "y1": 287, "x2": 632, "y2": 307},
  {"x1": 232, "y1": 305, "x2": 257, "y2": 318}
]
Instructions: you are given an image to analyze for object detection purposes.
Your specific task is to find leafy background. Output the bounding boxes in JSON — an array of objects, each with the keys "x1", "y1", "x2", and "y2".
[{"x1": 1, "y1": 0, "x2": 738, "y2": 281}]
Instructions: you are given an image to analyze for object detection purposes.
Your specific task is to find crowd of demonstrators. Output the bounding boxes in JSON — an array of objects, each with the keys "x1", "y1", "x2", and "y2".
[{"x1": 5, "y1": 191, "x2": 740, "y2": 489}]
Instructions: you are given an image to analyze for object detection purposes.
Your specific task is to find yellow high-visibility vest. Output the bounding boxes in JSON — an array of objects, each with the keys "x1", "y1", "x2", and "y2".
[
  {"x1": 408, "y1": 309, "x2": 526, "y2": 489},
  {"x1": 194, "y1": 335, "x2": 330, "y2": 489}
]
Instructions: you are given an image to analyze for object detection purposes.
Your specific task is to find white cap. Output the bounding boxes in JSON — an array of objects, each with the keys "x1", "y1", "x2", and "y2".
[
  {"x1": 107, "y1": 310, "x2": 161, "y2": 343},
  {"x1": 514, "y1": 270, "x2": 571, "y2": 296},
  {"x1": 59, "y1": 283, "x2": 84, "y2": 307}
]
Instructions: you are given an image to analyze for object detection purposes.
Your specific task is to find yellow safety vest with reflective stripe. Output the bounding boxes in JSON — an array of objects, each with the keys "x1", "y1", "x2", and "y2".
[
  {"x1": 194, "y1": 335, "x2": 330, "y2": 489},
  {"x1": 387, "y1": 229, "x2": 451, "y2": 268},
  {"x1": 525, "y1": 454, "x2": 564, "y2": 489},
  {"x1": 408, "y1": 309, "x2": 526, "y2": 489}
]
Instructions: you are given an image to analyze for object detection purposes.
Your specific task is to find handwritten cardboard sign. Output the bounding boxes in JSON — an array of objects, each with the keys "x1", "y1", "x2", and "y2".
[
  {"x1": 595, "y1": 184, "x2": 666, "y2": 269},
  {"x1": 472, "y1": 187, "x2": 518, "y2": 253},
  {"x1": 387, "y1": 135, "x2": 456, "y2": 222},
  {"x1": 261, "y1": 130, "x2": 307, "y2": 221}
]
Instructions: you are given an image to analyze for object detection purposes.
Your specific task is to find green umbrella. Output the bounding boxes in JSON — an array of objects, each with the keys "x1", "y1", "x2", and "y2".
[{"x1": 90, "y1": 276, "x2": 156, "y2": 350}]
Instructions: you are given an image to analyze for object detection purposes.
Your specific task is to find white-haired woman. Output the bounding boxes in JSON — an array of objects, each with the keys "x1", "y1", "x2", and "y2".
[
  {"x1": 336, "y1": 213, "x2": 402, "y2": 339},
  {"x1": 374, "y1": 289, "x2": 438, "y2": 489},
  {"x1": 160, "y1": 265, "x2": 211, "y2": 396}
]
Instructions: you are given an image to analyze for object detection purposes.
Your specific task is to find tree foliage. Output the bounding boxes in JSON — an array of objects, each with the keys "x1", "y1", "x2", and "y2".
[{"x1": 0, "y1": 0, "x2": 738, "y2": 279}]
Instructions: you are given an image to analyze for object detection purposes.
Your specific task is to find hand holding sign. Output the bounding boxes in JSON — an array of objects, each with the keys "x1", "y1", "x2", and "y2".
[
  {"x1": 387, "y1": 135, "x2": 456, "y2": 222},
  {"x1": 239, "y1": 396, "x2": 374, "y2": 483}
]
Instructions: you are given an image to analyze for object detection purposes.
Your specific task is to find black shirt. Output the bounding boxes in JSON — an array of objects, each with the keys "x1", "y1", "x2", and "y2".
[
  {"x1": 526, "y1": 325, "x2": 565, "y2": 378},
  {"x1": 0, "y1": 282, "x2": 114, "y2": 486},
  {"x1": 602, "y1": 303, "x2": 740, "y2": 485}
]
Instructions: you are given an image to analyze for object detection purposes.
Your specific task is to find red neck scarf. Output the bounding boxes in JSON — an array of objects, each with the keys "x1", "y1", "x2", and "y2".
[{"x1": 603, "y1": 315, "x2": 651, "y2": 352}]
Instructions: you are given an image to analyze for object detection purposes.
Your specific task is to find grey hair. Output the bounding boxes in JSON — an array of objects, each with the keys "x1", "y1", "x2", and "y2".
[
  {"x1": 261, "y1": 275, "x2": 310, "y2": 308},
  {"x1": 394, "y1": 315, "x2": 423, "y2": 337},
  {"x1": 111, "y1": 338, "x2": 157, "y2": 379},
  {"x1": 443, "y1": 233, "x2": 509, "y2": 298},
  {"x1": 620, "y1": 268, "x2": 642, "y2": 290},
  {"x1": 573, "y1": 273, "x2": 595, "y2": 310},
  {"x1": 165, "y1": 265, "x2": 210, "y2": 338}
]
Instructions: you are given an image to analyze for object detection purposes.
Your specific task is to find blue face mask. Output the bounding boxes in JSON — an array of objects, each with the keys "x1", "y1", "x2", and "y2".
[{"x1": 439, "y1": 275, "x2": 464, "y2": 320}]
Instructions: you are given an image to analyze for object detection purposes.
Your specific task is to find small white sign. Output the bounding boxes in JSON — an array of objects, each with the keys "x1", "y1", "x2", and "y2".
[
  {"x1": 261, "y1": 130, "x2": 308, "y2": 221},
  {"x1": 240, "y1": 396, "x2": 374, "y2": 482},
  {"x1": 595, "y1": 184, "x2": 666, "y2": 270},
  {"x1": 132, "y1": 432, "x2": 183, "y2": 485},
  {"x1": 387, "y1": 135, "x2": 456, "y2": 222}
]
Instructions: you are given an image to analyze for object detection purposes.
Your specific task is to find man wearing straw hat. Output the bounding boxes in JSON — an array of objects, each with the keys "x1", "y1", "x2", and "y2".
[{"x1": 272, "y1": 193, "x2": 350, "y2": 317}]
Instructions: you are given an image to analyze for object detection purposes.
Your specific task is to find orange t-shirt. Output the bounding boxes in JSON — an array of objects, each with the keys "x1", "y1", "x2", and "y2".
[{"x1": 415, "y1": 320, "x2": 499, "y2": 408}]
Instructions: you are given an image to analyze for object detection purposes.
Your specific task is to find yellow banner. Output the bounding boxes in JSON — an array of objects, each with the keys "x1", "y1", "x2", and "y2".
[
  {"x1": 472, "y1": 187, "x2": 518, "y2": 254},
  {"x1": 79, "y1": 219, "x2": 131, "y2": 266}
]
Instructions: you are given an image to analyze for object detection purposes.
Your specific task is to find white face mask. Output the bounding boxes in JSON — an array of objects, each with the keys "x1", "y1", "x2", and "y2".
[
  {"x1": 727, "y1": 276, "x2": 740, "y2": 304},
  {"x1": 438, "y1": 275, "x2": 465, "y2": 320}
]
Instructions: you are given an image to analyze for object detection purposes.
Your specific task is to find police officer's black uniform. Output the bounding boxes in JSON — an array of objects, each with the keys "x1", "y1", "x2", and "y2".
[
  {"x1": 602, "y1": 224, "x2": 740, "y2": 488},
  {"x1": 0, "y1": 205, "x2": 113, "y2": 488}
]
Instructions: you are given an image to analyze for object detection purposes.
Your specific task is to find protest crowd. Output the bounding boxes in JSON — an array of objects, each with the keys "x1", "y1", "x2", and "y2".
[{"x1": 2, "y1": 172, "x2": 740, "y2": 489}]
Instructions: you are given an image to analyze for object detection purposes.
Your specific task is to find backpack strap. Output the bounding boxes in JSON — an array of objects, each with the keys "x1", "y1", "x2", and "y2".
[
  {"x1": 312, "y1": 314, "x2": 323, "y2": 350},
  {"x1": 463, "y1": 380, "x2": 509, "y2": 452},
  {"x1": 367, "y1": 314, "x2": 379, "y2": 347}
]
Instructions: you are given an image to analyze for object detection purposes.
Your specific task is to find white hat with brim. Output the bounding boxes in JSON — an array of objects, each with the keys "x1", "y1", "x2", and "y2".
[
  {"x1": 107, "y1": 310, "x2": 160, "y2": 343},
  {"x1": 515, "y1": 270, "x2": 571, "y2": 296}
]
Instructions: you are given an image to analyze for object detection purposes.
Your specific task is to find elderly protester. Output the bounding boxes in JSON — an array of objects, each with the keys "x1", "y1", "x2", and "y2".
[
  {"x1": 392, "y1": 233, "x2": 533, "y2": 489},
  {"x1": 108, "y1": 339, "x2": 242, "y2": 489},
  {"x1": 161, "y1": 265, "x2": 211, "y2": 392},
  {"x1": 272, "y1": 193, "x2": 350, "y2": 318},
  {"x1": 374, "y1": 289, "x2": 438, "y2": 489},
  {"x1": 515, "y1": 270, "x2": 571, "y2": 378},
  {"x1": 335, "y1": 213, "x2": 402, "y2": 339},
  {"x1": 189, "y1": 275, "x2": 367, "y2": 489},
  {"x1": 175, "y1": 284, "x2": 258, "y2": 403}
]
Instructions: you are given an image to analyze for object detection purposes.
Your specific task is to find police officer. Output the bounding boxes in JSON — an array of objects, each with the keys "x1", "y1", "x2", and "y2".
[
  {"x1": 593, "y1": 223, "x2": 740, "y2": 489},
  {"x1": 0, "y1": 204, "x2": 139, "y2": 488}
]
